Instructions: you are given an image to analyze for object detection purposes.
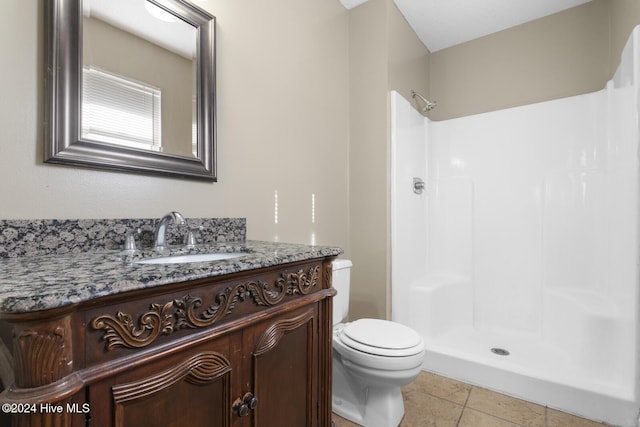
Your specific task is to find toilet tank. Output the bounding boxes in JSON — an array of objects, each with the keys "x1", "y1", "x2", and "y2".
[{"x1": 332, "y1": 259, "x2": 352, "y2": 325}]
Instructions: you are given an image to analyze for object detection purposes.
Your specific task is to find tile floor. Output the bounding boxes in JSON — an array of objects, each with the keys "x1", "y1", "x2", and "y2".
[{"x1": 332, "y1": 371, "x2": 611, "y2": 427}]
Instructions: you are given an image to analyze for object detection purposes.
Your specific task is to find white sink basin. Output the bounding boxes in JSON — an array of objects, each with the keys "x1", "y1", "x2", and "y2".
[{"x1": 136, "y1": 252, "x2": 246, "y2": 265}]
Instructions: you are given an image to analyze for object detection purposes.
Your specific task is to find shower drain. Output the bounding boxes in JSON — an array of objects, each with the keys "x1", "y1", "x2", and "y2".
[{"x1": 490, "y1": 347, "x2": 510, "y2": 356}]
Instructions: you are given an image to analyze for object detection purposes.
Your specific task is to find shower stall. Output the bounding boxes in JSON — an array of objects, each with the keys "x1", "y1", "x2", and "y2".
[{"x1": 390, "y1": 28, "x2": 640, "y2": 426}]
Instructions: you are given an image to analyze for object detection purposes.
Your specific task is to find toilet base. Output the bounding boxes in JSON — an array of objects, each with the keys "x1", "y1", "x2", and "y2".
[
  {"x1": 333, "y1": 386, "x2": 404, "y2": 427},
  {"x1": 332, "y1": 361, "x2": 405, "y2": 427}
]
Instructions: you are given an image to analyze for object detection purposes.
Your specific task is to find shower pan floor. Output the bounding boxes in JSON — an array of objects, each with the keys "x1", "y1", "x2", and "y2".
[{"x1": 424, "y1": 326, "x2": 634, "y2": 410}]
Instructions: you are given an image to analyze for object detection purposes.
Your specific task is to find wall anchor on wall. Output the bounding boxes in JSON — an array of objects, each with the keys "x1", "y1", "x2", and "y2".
[{"x1": 413, "y1": 177, "x2": 425, "y2": 194}]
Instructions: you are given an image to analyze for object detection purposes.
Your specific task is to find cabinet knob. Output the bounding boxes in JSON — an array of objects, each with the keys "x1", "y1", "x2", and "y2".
[
  {"x1": 243, "y1": 392, "x2": 258, "y2": 410},
  {"x1": 233, "y1": 400, "x2": 249, "y2": 417},
  {"x1": 233, "y1": 392, "x2": 258, "y2": 417}
]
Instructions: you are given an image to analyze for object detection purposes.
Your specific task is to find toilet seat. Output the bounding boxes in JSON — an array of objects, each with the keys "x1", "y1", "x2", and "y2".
[{"x1": 339, "y1": 319, "x2": 424, "y2": 357}]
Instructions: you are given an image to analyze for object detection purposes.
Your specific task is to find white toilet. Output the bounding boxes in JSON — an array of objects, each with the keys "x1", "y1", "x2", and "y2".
[{"x1": 331, "y1": 259, "x2": 426, "y2": 427}]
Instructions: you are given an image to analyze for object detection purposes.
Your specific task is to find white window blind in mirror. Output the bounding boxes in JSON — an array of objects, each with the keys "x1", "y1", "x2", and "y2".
[{"x1": 81, "y1": 67, "x2": 162, "y2": 151}]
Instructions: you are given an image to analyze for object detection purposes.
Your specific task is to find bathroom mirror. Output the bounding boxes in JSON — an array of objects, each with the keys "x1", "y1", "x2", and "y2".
[{"x1": 44, "y1": 0, "x2": 216, "y2": 181}]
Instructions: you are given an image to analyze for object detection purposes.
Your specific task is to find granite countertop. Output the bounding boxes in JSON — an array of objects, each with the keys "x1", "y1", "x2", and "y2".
[{"x1": 0, "y1": 240, "x2": 342, "y2": 315}]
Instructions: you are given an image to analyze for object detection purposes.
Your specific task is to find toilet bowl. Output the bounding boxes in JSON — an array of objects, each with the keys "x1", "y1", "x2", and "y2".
[{"x1": 332, "y1": 260, "x2": 426, "y2": 427}]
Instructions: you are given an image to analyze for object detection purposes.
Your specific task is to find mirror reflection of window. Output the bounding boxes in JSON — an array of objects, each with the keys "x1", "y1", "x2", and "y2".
[
  {"x1": 82, "y1": 67, "x2": 162, "y2": 151},
  {"x1": 82, "y1": 0, "x2": 197, "y2": 158}
]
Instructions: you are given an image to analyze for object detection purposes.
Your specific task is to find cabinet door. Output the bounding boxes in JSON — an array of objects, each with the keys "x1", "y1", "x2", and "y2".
[
  {"x1": 248, "y1": 306, "x2": 319, "y2": 427},
  {"x1": 93, "y1": 338, "x2": 234, "y2": 427}
]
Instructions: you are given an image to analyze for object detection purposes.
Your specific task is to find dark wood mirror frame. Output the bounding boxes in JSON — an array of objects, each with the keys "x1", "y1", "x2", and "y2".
[{"x1": 44, "y1": 0, "x2": 217, "y2": 181}]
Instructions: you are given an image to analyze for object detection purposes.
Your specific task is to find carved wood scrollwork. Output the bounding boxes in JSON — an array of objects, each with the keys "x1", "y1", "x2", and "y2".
[
  {"x1": 284, "y1": 265, "x2": 320, "y2": 295},
  {"x1": 174, "y1": 278, "x2": 287, "y2": 329},
  {"x1": 254, "y1": 309, "x2": 314, "y2": 356},
  {"x1": 92, "y1": 264, "x2": 321, "y2": 351},
  {"x1": 112, "y1": 352, "x2": 231, "y2": 403},
  {"x1": 91, "y1": 301, "x2": 174, "y2": 351},
  {"x1": 14, "y1": 325, "x2": 70, "y2": 388},
  {"x1": 323, "y1": 262, "x2": 332, "y2": 289}
]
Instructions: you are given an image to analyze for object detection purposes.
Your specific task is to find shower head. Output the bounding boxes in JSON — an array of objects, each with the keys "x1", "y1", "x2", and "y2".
[{"x1": 411, "y1": 90, "x2": 437, "y2": 112}]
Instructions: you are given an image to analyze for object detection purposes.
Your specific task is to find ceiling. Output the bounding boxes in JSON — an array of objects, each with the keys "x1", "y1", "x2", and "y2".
[
  {"x1": 85, "y1": 0, "x2": 197, "y2": 59},
  {"x1": 339, "y1": 0, "x2": 593, "y2": 52}
]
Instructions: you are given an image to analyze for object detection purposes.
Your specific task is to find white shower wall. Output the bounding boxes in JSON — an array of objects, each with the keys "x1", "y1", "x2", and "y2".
[
  {"x1": 391, "y1": 27, "x2": 640, "y2": 427},
  {"x1": 429, "y1": 90, "x2": 611, "y2": 334}
]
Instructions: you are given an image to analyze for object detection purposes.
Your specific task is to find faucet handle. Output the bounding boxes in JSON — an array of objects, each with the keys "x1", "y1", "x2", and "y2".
[
  {"x1": 124, "y1": 233, "x2": 137, "y2": 251},
  {"x1": 184, "y1": 230, "x2": 196, "y2": 248}
]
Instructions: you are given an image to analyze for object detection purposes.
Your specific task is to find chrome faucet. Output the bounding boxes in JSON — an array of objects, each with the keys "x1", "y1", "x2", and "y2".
[{"x1": 154, "y1": 211, "x2": 186, "y2": 250}]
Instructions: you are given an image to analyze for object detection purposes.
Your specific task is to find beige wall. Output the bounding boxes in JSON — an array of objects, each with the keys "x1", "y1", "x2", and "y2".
[
  {"x1": 429, "y1": 0, "x2": 640, "y2": 121},
  {"x1": 348, "y1": 0, "x2": 430, "y2": 320},
  {"x1": 610, "y1": 0, "x2": 640, "y2": 72},
  {"x1": 388, "y1": 2, "x2": 431, "y2": 114},
  {"x1": 1, "y1": 0, "x2": 349, "y2": 253},
  {"x1": 348, "y1": 0, "x2": 389, "y2": 320},
  {"x1": 429, "y1": 0, "x2": 611, "y2": 120}
]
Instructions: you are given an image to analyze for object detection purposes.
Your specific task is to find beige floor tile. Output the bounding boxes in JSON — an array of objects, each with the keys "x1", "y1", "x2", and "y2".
[
  {"x1": 332, "y1": 415, "x2": 361, "y2": 427},
  {"x1": 458, "y1": 408, "x2": 519, "y2": 427},
  {"x1": 334, "y1": 373, "x2": 611, "y2": 427},
  {"x1": 403, "y1": 371, "x2": 472, "y2": 405},
  {"x1": 466, "y1": 387, "x2": 545, "y2": 426},
  {"x1": 547, "y1": 408, "x2": 609, "y2": 427},
  {"x1": 400, "y1": 393, "x2": 463, "y2": 427}
]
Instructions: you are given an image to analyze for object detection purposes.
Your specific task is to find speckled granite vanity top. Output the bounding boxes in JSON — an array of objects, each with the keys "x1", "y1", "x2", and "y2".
[
  {"x1": 0, "y1": 241, "x2": 341, "y2": 314},
  {"x1": 0, "y1": 218, "x2": 342, "y2": 314}
]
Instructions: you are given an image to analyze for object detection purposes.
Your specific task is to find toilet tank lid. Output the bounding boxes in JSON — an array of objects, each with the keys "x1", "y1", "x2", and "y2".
[{"x1": 332, "y1": 259, "x2": 352, "y2": 270}]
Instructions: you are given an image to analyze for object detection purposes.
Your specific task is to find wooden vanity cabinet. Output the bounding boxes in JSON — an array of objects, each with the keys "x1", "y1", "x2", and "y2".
[
  {"x1": 88, "y1": 333, "x2": 235, "y2": 427},
  {"x1": 246, "y1": 305, "x2": 320, "y2": 427},
  {"x1": 1, "y1": 258, "x2": 336, "y2": 427}
]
